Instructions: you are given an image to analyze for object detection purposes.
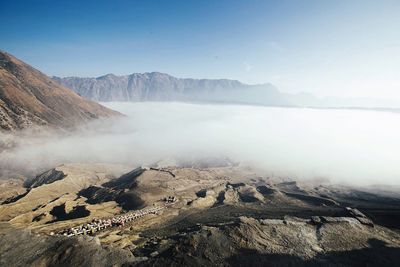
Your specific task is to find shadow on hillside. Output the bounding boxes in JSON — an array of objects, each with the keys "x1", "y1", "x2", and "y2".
[
  {"x1": 47, "y1": 203, "x2": 90, "y2": 223},
  {"x1": 77, "y1": 167, "x2": 145, "y2": 211}
]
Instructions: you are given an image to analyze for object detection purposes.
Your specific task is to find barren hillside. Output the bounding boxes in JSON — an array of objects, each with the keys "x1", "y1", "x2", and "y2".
[{"x1": 0, "y1": 50, "x2": 120, "y2": 131}]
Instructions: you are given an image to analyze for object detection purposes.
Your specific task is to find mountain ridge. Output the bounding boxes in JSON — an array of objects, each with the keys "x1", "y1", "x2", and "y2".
[
  {"x1": 0, "y1": 50, "x2": 120, "y2": 131},
  {"x1": 53, "y1": 72, "x2": 285, "y2": 105},
  {"x1": 55, "y1": 72, "x2": 400, "y2": 110}
]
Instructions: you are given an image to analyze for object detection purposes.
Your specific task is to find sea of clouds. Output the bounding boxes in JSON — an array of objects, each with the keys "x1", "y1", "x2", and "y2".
[{"x1": 1, "y1": 102, "x2": 400, "y2": 186}]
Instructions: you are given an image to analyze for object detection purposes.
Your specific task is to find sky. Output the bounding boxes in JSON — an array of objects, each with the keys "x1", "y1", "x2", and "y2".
[{"x1": 1, "y1": 0, "x2": 400, "y2": 99}]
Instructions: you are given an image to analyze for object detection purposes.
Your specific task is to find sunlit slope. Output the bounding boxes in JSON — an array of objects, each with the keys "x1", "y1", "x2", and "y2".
[{"x1": 0, "y1": 50, "x2": 120, "y2": 131}]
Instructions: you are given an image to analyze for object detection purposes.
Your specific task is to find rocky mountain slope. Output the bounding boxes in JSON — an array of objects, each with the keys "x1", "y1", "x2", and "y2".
[
  {"x1": 144, "y1": 216, "x2": 400, "y2": 267},
  {"x1": 0, "y1": 50, "x2": 120, "y2": 131},
  {"x1": 53, "y1": 73, "x2": 289, "y2": 105}
]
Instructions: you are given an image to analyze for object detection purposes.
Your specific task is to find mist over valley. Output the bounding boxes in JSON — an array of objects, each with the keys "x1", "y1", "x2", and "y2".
[{"x1": 2, "y1": 101, "x2": 400, "y2": 187}]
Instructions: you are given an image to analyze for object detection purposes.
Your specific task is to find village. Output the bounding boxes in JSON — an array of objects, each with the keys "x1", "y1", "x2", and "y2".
[{"x1": 54, "y1": 196, "x2": 177, "y2": 237}]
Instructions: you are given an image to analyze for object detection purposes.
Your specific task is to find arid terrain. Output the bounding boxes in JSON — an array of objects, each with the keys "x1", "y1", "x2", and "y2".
[{"x1": 1, "y1": 163, "x2": 399, "y2": 266}]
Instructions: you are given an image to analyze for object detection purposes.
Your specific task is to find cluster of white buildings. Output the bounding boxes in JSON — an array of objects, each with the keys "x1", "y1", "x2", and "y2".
[
  {"x1": 56, "y1": 206, "x2": 164, "y2": 237},
  {"x1": 55, "y1": 199, "x2": 177, "y2": 237}
]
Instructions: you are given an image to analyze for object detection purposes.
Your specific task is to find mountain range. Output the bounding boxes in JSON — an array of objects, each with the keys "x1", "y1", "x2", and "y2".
[
  {"x1": 0, "y1": 51, "x2": 119, "y2": 131},
  {"x1": 55, "y1": 73, "x2": 400, "y2": 109},
  {"x1": 54, "y1": 73, "x2": 290, "y2": 105}
]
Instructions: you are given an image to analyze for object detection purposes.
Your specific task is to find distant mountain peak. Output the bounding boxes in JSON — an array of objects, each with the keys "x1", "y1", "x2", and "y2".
[{"x1": 98, "y1": 73, "x2": 118, "y2": 79}]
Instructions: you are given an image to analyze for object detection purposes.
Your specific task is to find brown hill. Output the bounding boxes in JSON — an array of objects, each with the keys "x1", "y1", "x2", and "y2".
[{"x1": 0, "y1": 50, "x2": 120, "y2": 131}]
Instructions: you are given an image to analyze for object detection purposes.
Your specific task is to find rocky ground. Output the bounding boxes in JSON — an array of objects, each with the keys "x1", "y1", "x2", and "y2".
[{"x1": 0, "y1": 163, "x2": 400, "y2": 266}]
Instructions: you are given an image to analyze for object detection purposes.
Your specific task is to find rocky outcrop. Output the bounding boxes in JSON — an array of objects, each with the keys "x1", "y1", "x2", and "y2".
[
  {"x1": 24, "y1": 168, "x2": 67, "y2": 188},
  {"x1": 0, "y1": 50, "x2": 120, "y2": 131}
]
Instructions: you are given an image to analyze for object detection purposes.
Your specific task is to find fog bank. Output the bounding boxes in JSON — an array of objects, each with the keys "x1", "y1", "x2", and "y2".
[{"x1": 1, "y1": 102, "x2": 400, "y2": 186}]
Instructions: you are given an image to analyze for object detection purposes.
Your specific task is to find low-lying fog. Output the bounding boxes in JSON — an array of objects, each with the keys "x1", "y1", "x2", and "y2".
[{"x1": 1, "y1": 102, "x2": 400, "y2": 186}]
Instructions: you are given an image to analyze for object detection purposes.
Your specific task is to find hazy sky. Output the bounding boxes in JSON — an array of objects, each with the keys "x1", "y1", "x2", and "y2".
[{"x1": 1, "y1": 0, "x2": 399, "y2": 99}]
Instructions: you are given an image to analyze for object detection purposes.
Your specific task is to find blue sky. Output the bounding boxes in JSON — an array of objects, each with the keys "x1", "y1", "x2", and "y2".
[{"x1": 1, "y1": 0, "x2": 399, "y2": 99}]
